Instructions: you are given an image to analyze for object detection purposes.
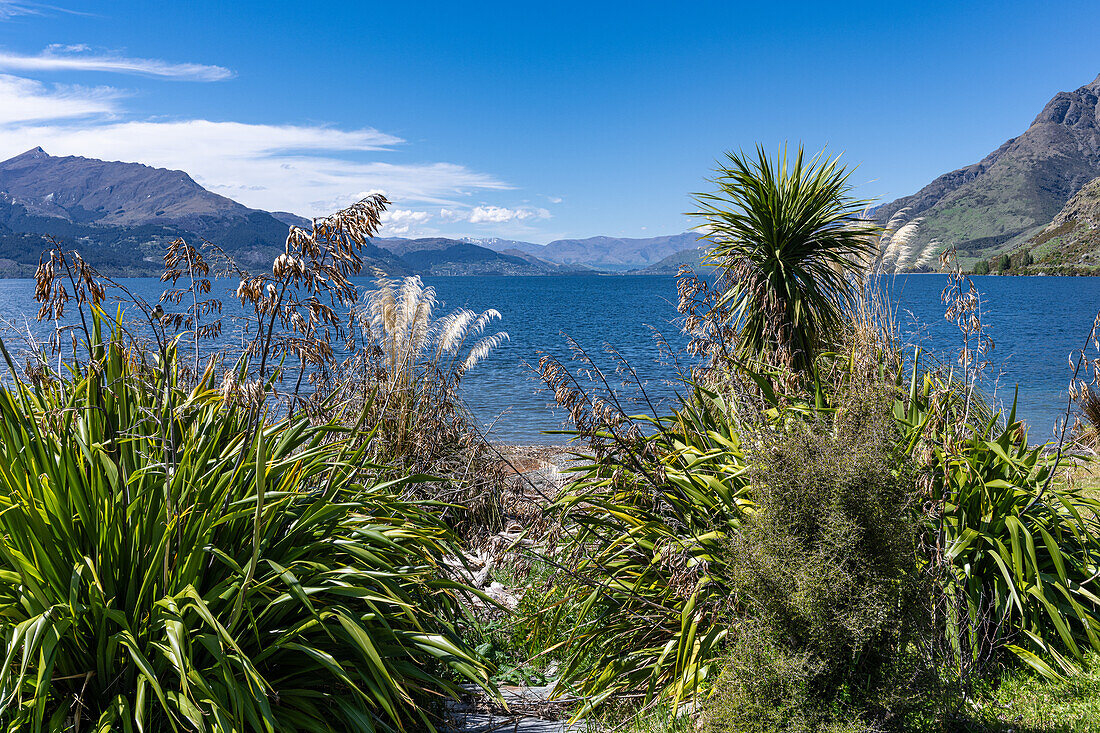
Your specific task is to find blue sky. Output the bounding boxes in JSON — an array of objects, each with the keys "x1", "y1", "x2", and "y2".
[{"x1": 0, "y1": 1, "x2": 1099, "y2": 242}]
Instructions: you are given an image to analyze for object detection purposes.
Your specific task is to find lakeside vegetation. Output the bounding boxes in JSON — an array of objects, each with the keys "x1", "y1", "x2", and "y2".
[{"x1": 2, "y1": 147, "x2": 1100, "y2": 732}]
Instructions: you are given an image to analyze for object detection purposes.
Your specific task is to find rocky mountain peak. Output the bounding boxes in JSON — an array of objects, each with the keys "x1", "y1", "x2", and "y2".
[
  {"x1": 1030, "y1": 75, "x2": 1100, "y2": 132},
  {"x1": 1, "y1": 147, "x2": 51, "y2": 169},
  {"x1": 0, "y1": 148, "x2": 249, "y2": 226}
]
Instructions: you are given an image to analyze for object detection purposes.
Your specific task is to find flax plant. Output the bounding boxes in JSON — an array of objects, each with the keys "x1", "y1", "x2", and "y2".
[
  {"x1": 230, "y1": 195, "x2": 390, "y2": 411},
  {"x1": 0, "y1": 315, "x2": 492, "y2": 732},
  {"x1": 0, "y1": 195, "x2": 508, "y2": 731},
  {"x1": 534, "y1": 347, "x2": 752, "y2": 715},
  {"x1": 897, "y1": 359, "x2": 1100, "y2": 681}
]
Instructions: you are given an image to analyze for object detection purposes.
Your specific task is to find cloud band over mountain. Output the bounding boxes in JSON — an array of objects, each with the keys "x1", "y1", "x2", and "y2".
[{"x1": 0, "y1": 41, "x2": 534, "y2": 227}]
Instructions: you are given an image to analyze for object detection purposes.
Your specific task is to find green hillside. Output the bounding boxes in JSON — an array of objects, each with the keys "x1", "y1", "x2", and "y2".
[{"x1": 984, "y1": 175, "x2": 1100, "y2": 274}]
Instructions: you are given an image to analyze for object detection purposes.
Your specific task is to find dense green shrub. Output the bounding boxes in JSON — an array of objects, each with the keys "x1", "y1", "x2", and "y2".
[
  {"x1": 705, "y1": 388, "x2": 935, "y2": 733},
  {"x1": 972, "y1": 260, "x2": 990, "y2": 275},
  {"x1": 705, "y1": 623, "x2": 868, "y2": 733}
]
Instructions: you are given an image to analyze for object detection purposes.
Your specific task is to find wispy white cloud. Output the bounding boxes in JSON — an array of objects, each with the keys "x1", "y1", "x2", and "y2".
[
  {"x1": 379, "y1": 208, "x2": 432, "y2": 236},
  {"x1": 0, "y1": 73, "x2": 121, "y2": 123},
  {"x1": 371, "y1": 204, "x2": 557, "y2": 239},
  {"x1": 445, "y1": 205, "x2": 550, "y2": 224},
  {"x1": 0, "y1": 2, "x2": 45, "y2": 19},
  {"x1": 0, "y1": 46, "x2": 233, "y2": 81},
  {"x1": 0, "y1": 2, "x2": 86, "y2": 20},
  {"x1": 0, "y1": 2, "x2": 34, "y2": 18},
  {"x1": 0, "y1": 53, "x2": 521, "y2": 223}
]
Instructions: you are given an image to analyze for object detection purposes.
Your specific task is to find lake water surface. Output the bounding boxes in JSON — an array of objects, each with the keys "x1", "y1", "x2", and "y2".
[{"x1": 0, "y1": 274, "x2": 1095, "y2": 444}]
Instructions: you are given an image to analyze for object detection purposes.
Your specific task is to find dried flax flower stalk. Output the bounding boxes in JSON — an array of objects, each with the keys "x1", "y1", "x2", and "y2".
[{"x1": 230, "y1": 194, "x2": 390, "y2": 405}]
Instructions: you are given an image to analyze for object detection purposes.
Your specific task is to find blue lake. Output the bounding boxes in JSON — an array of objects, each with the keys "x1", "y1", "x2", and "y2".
[
  {"x1": 423, "y1": 274, "x2": 1100, "y2": 444},
  {"x1": 0, "y1": 273, "x2": 1095, "y2": 444}
]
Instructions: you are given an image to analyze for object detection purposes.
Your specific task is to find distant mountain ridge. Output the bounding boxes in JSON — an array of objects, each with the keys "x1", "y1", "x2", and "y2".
[
  {"x1": 1, "y1": 147, "x2": 247, "y2": 226},
  {"x1": 632, "y1": 246, "x2": 709, "y2": 274},
  {"x1": 0, "y1": 148, "x2": 697, "y2": 277},
  {"x1": 471, "y1": 232, "x2": 704, "y2": 271},
  {"x1": 369, "y1": 237, "x2": 585, "y2": 276},
  {"x1": 461, "y1": 237, "x2": 545, "y2": 257},
  {"x1": 0, "y1": 147, "x2": 409, "y2": 276},
  {"x1": 875, "y1": 73, "x2": 1100, "y2": 263}
]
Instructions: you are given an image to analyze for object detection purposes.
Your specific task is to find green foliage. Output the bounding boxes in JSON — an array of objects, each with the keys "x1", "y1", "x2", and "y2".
[
  {"x1": 997, "y1": 253, "x2": 1012, "y2": 271},
  {"x1": 468, "y1": 560, "x2": 564, "y2": 689},
  {"x1": 704, "y1": 388, "x2": 935, "y2": 733},
  {"x1": 539, "y1": 324, "x2": 1100, "y2": 726},
  {"x1": 897, "y1": 362, "x2": 1100, "y2": 679},
  {"x1": 704, "y1": 626, "x2": 871, "y2": 733},
  {"x1": 973, "y1": 259, "x2": 990, "y2": 275},
  {"x1": 972, "y1": 652, "x2": 1100, "y2": 731},
  {"x1": 540, "y1": 388, "x2": 752, "y2": 713},
  {"x1": 0, "y1": 317, "x2": 491, "y2": 732},
  {"x1": 584, "y1": 704, "x2": 696, "y2": 733},
  {"x1": 471, "y1": 618, "x2": 551, "y2": 687},
  {"x1": 690, "y1": 144, "x2": 880, "y2": 374}
]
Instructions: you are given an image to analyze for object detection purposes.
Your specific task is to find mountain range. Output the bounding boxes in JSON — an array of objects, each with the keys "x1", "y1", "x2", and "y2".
[
  {"x1": 634, "y1": 246, "x2": 709, "y2": 274},
  {"x1": 874, "y1": 72, "x2": 1100, "y2": 267},
  {"x1": 457, "y1": 71, "x2": 1100, "y2": 275},
  {"x1": 369, "y1": 237, "x2": 587, "y2": 276},
  {"x1": 0, "y1": 147, "x2": 414, "y2": 277},
  {"x1": 0, "y1": 147, "x2": 702, "y2": 278},
  {"x1": 419, "y1": 68, "x2": 1100, "y2": 275},
  {"x1": 466, "y1": 232, "x2": 705, "y2": 271}
]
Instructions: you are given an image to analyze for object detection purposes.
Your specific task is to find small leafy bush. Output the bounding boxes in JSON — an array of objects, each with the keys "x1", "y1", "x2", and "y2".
[
  {"x1": 471, "y1": 617, "x2": 552, "y2": 688},
  {"x1": 705, "y1": 387, "x2": 934, "y2": 733},
  {"x1": 472, "y1": 558, "x2": 563, "y2": 687}
]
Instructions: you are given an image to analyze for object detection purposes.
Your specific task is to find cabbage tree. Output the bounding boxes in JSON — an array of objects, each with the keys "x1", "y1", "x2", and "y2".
[{"x1": 692, "y1": 145, "x2": 879, "y2": 374}]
